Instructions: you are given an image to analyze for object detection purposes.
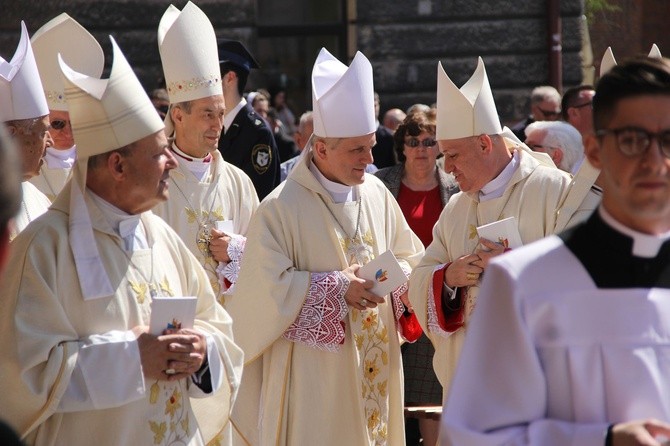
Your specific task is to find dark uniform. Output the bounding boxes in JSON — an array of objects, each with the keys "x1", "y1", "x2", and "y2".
[
  {"x1": 217, "y1": 39, "x2": 280, "y2": 200},
  {"x1": 219, "y1": 102, "x2": 280, "y2": 200},
  {"x1": 372, "y1": 124, "x2": 397, "y2": 169}
]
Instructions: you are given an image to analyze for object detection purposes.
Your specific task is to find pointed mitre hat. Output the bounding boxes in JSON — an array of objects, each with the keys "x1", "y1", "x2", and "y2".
[
  {"x1": 59, "y1": 37, "x2": 164, "y2": 301},
  {"x1": 158, "y1": 2, "x2": 221, "y2": 104},
  {"x1": 60, "y1": 36, "x2": 164, "y2": 159},
  {"x1": 311, "y1": 48, "x2": 376, "y2": 138},
  {"x1": 436, "y1": 57, "x2": 502, "y2": 140},
  {"x1": 31, "y1": 13, "x2": 104, "y2": 111},
  {"x1": 600, "y1": 44, "x2": 662, "y2": 77},
  {"x1": 0, "y1": 22, "x2": 49, "y2": 122}
]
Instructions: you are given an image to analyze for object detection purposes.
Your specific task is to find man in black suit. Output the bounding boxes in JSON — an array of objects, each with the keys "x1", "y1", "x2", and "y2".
[
  {"x1": 372, "y1": 92, "x2": 397, "y2": 169},
  {"x1": 217, "y1": 40, "x2": 280, "y2": 200}
]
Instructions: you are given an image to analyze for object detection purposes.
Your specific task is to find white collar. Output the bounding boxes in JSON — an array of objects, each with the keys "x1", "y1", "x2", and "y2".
[
  {"x1": 223, "y1": 97, "x2": 247, "y2": 134},
  {"x1": 88, "y1": 190, "x2": 147, "y2": 250},
  {"x1": 599, "y1": 207, "x2": 670, "y2": 258},
  {"x1": 44, "y1": 145, "x2": 76, "y2": 168},
  {"x1": 479, "y1": 150, "x2": 519, "y2": 202},
  {"x1": 308, "y1": 158, "x2": 357, "y2": 203},
  {"x1": 171, "y1": 142, "x2": 212, "y2": 181}
]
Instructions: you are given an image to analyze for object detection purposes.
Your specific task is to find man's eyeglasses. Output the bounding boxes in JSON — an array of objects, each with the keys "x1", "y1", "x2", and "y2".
[
  {"x1": 50, "y1": 120, "x2": 71, "y2": 130},
  {"x1": 596, "y1": 127, "x2": 670, "y2": 158},
  {"x1": 405, "y1": 137, "x2": 437, "y2": 148},
  {"x1": 537, "y1": 107, "x2": 561, "y2": 118},
  {"x1": 571, "y1": 101, "x2": 592, "y2": 110}
]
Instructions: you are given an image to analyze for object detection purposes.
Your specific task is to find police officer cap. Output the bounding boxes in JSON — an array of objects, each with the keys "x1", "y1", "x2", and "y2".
[{"x1": 218, "y1": 39, "x2": 260, "y2": 72}]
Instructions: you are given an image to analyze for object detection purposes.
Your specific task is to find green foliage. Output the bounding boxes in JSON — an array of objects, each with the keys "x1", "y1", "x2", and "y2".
[{"x1": 584, "y1": 0, "x2": 621, "y2": 23}]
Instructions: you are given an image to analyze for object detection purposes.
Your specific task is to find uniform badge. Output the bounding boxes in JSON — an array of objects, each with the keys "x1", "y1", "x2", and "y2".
[{"x1": 252, "y1": 144, "x2": 272, "y2": 174}]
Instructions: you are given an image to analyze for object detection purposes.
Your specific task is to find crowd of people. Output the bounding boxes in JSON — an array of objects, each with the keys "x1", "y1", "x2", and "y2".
[{"x1": 1, "y1": 2, "x2": 670, "y2": 446}]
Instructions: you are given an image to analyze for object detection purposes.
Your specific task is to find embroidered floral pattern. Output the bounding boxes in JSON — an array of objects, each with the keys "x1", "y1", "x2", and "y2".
[
  {"x1": 282, "y1": 271, "x2": 349, "y2": 352},
  {"x1": 128, "y1": 275, "x2": 174, "y2": 304},
  {"x1": 185, "y1": 205, "x2": 225, "y2": 295},
  {"x1": 216, "y1": 233, "x2": 247, "y2": 297},
  {"x1": 44, "y1": 90, "x2": 66, "y2": 104},
  {"x1": 346, "y1": 232, "x2": 390, "y2": 445},
  {"x1": 167, "y1": 75, "x2": 221, "y2": 96},
  {"x1": 148, "y1": 382, "x2": 194, "y2": 445}
]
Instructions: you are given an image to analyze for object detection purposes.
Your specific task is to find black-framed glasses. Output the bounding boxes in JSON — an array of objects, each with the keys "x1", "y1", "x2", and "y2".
[
  {"x1": 571, "y1": 101, "x2": 592, "y2": 110},
  {"x1": 596, "y1": 127, "x2": 670, "y2": 158},
  {"x1": 50, "y1": 120, "x2": 70, "y2": 130},
  {"x1": 537, "y1": 107, "x2": 561, "y2": 118},
  {"x1": 405, "y1": 137, "x2": 437, "y2": 148}
]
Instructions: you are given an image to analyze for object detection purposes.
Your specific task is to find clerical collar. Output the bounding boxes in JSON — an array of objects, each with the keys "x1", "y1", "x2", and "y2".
[
  {"x1": 44, "y1": 145, "x2": 76, "y2": 169},
  {"x1": 171, "y1": 142, "x2": 212, "y2": 181},
  {"x1": 479, "y1": 150, "x2": 520, "y2": 202},
  {"x1": 88, "y1": 191, "x2": 148, "y2": 251},
  {"x1": 599, "y1": 206, "x2": 670, "y2": 258},
  {"x1": 309, "y1": 158, "x2": 357, "y2": 203},
  {"x1": 223, "y1": 97, "x2": 247, "y2": 134}
]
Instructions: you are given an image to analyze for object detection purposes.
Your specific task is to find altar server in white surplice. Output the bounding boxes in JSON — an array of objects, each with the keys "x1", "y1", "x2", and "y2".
[
  {"x1": 442, "y1": 55, "x2": 670, "y2": 446},
  {"x1": 408, "y1": 58, "x2": 575, "y2": 401},
  {"x1": 29, "y1": 13, "x2": 104, "y2": 201},
  {"x1": 0, "y1": 36, "x2": 242, "y2": 446},
  {"x1": 1, "y1": 22, "x2": 51, "y2": 239},
  {"x1": 153, "y1": 2, "x2": 258, "y2": 300},
  {"x1": 226, "y1": 48, "x2": 424, "y2": 446}
]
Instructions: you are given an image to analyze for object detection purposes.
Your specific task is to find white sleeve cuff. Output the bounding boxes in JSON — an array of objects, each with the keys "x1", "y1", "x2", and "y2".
[{"x1": 58, "y1": 330, "x2": 145, "y2": 412}]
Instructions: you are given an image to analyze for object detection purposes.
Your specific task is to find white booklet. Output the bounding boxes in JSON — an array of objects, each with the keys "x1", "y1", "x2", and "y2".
[
  {"x1": 358, "y1": 250, "x2": 407, "y2": 297},
  {"x1": 149, "y1": 296, "x2": 197, "y2": 335},
  {"x1": 476, "y1": 216, "x2": 523, "y2": 249},
  {"x1": 215, "y1": 220, "x2": 237, "y2": 236}
]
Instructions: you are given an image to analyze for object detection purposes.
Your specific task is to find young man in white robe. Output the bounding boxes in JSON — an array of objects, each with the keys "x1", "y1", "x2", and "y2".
[
  {"x1": 441, "y1": 55, "x2": 670, "y2": 446},
  {"x1": 225, "y1": 48, "x2": 425, "y2": 446},
  {"x1": 1, "y1": 22, "x2": 51, "y2": 238},
  {"x1": 408, "y1": 58, "x2": 578, "y2": 400},
  {"x1": 0, "y1": 36, "x2": 243, "y2": 446},
  {"x1": 152, "y1": 2, "x2": 258, "y2": 300},
  {"x1": 28, "y1": 14, "x2": 104, "y2": 201}
]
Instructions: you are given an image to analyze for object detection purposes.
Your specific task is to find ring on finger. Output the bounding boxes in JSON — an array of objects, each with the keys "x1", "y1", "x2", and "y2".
[
  {"x1": 466, "y1": 272, "x2": 478, "y2": 280},
  {"x1": 361, "y1": 298, "x2": 368, "y2": 307},
  {"x1": 165, "y1": 368, "x2": 177, "y2": 375}
]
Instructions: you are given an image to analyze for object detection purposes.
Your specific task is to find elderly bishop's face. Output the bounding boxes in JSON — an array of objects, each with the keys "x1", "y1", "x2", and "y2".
[{"x1": 121, "y1": 130, "x2": 178, "y2": 214}]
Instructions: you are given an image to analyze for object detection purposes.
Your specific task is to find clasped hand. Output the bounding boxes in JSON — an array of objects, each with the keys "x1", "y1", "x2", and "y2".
[
  {"x1": 445, "y1": 238, "x2": 506, "y2": 288},
  {"x1": 133, "y1": 325, "x2": 207, "y2": 382},
  {"x1": 341, "y1": 264, "x2": 385, "y2": 311},
  {"x1": 209, "y1": 228, "x2": 231, "y2": 262}
]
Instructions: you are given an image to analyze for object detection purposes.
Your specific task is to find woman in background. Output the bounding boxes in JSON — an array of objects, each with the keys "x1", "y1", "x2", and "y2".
[{"x1": 375, "y1": 109, "x2": 458, "y2": 446}]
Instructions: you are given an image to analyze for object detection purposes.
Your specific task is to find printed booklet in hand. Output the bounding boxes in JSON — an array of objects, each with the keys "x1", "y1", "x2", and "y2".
[
  {"x1": 149, "y1": 296, "x2": 197, "y2": 335},
  {"x1": 476, "y1": 216, "x2": 523, "y2": 249},
  {"x1": 358, "y1": 250, "x2": 407, "y2": 297}
]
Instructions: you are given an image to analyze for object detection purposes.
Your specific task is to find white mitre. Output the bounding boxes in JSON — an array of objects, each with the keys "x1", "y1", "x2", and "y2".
[
  {"x1": 601, "y1": 44, "x2": 662, "y2": 78},
  {"x1": 600, "y1": 47, "x2": 617, "y2": 77},
  {"x1": 436, "y1": 58, "x2": 554, "y2": 167},
  {"x1": 311, "y1": 48, "x2": 376, "y2": 138},
  {"x1": 59, "y1": 36, "x2": 165, "y2": 300},
  {"x1": 648, "y1": 44, "x2": 662, "y2": 58},
  {"x1": 158, "y1": 1, "x2": 221, "y2": 135},
  {"x1": 0, "y1": 22, "x2": 49, "y2": 122},
  {"x1": 31, "y1": 13, "x2": 104, "y2": 111},
  {"x1": 436, "y1": 57, "x2": 502, "y2": 140}
]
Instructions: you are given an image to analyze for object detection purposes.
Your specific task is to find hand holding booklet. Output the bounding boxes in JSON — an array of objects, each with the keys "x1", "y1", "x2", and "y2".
[
  {"x1": 357, "y1": 250, "x2": 407, "y2": 297},
  {"x1": 476, "y1": 216, "x2": 523, "y2": 249},
  {"x1": 149, "y1": 296, "x2": 197, "y2": 335}
]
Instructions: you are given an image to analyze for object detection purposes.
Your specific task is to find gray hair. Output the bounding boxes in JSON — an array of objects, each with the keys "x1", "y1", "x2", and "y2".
[
  {"x1": 0, "y1": 123, "x2": 23, "y2": 232},
  {"x1": 530, "y1": 86, "x2": 561, "y2": 105},
  {"x1": 525, "y1": 121, "x2": 583, "y2": 172}
]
